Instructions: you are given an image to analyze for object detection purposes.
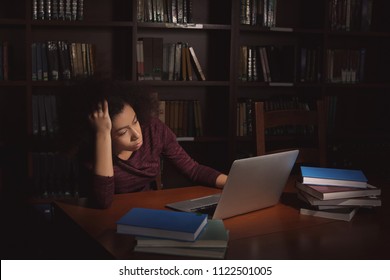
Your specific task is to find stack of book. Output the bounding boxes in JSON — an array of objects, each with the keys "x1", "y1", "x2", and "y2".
[
  {"x1": 296, "y1": 166, "x2": 381, "y2": 222},
  {"x1": 116, "y1": 208, "x2": 229, "y2": 259}
]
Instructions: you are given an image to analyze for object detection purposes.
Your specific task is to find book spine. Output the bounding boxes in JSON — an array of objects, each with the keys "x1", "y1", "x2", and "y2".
[
  {"x1": 37, "y1": 0, "x2": 45, "y2": 20},
  {"x1": 48, "y1": 41, "x2": 59, "y2": 80},
  {"x1": 141, "y1": 38, "x2": 154, "y2": 80},
  {"x1": 71, "y1": 0, "x2": 78, "y2": 21},
  {"x1": 186, "y1": 0, "x2": 193, "y2": 23},
  {"x1": 31, "y1": 43, "x2": 37, "y2": 81},
  {"x1": 77, "y1": 0, "x2": 84, "y2": 20},
  {"x1": 58, "y1": 0, "x2": 65, "y2": 20},
  {"x1": 65, "y1": 0, "x2": 72, "y2": 20},
  {"x1": 189, "y1": 46, "x2": 205, "y2": 81},
  {"x1": 45, "y1": 0, "x2": 52, "y2": 20},
  {"x1": 174, "y1": 42, "x2": 182, "y2": 81},
  {"x1": 137, "y1": 0, "x2": 144, "y2": 22},
  {"x1": 32, "y1": 0, "x2": 38, "y2": 20},
  {"x1": 36, "y1": 42, "x2": 43, "y2": 80},
  {"x1": 52, "y1": 0, "x2": 59, "y2": 20},
  {"x1": 41, "y1": 42, "x2": 49, "y2": 81},
  {"x1": 32, "y1": 95, "x2": 39, "y2": 136},
  {"x1": 152, "y1": 38, "x2": 163, "y2": 80}
]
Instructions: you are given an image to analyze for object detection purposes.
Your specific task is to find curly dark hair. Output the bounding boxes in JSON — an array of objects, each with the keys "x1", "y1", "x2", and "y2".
[{"x1": 58, "y1": 78, "x2": 159, "y2": 158}]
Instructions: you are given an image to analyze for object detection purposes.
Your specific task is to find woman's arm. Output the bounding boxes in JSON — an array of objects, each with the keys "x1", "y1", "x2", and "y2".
[
  {"x1": 157, "y1": 119, "x2": 227, "y2": 188},
  {"x1": 88, "y1": 100, "x2": 115, "y2": 208},
  {"x1": 89, "y1": 100, "x2": 113, "y2": 177}
]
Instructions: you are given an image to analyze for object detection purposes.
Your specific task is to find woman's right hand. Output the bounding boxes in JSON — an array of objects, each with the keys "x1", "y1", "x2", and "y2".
[{"x1": 89, "y1": 100, "x2": 112, "y2": 134}]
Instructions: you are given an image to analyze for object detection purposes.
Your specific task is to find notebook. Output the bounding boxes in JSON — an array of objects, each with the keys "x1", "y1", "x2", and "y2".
[{"x1": 166, "y1": 150, "x2": 299, "y2": 219}]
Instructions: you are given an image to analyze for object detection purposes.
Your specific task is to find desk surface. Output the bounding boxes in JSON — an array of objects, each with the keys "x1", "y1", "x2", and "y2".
[{"x1": 54, "y1": 179, "x2": 390, "y2": 259}]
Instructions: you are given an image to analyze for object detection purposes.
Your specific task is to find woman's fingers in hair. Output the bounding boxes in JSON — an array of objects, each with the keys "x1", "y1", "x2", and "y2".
[
  {"x1": 102, "y1": 100, "x2": 109, "y2": 115},
  {"x1": 95, "y1": 100, "x2": 108, "y2": 115}
]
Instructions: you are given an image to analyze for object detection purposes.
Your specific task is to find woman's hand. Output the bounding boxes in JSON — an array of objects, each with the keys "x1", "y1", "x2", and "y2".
[
  {"x1": 89, "y1": 100, "x2": 114, "y2": 177},
  {"x1": 89, "y1": 100, "x2": 111, "y2": 134}
]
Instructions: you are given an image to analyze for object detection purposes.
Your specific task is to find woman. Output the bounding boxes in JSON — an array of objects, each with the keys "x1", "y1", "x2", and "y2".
[{"x1": 84, "y1": 81, "x2": 227, "y2": 208}]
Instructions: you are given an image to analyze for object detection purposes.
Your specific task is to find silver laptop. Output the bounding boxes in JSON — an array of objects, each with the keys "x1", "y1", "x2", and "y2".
[{"x1": 166, "y1": 150, "x2": 299, "y2": 219}]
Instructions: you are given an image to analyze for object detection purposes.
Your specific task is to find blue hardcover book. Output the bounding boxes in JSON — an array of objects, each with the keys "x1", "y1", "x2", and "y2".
[
  {"x1": 300, "y1": 166, "x2": 368, "y2": 188},
  {"x1": 116, "y1": 208, "x2": 208, "y2": 241}
]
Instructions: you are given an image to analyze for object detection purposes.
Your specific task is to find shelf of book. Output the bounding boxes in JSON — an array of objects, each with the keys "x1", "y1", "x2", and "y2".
[
  {"x1": 30, "y1": 21, "x2": 134, "y2": 27},
  {"x1": 1, "y1": 0, "x2": 390, "y2": 199}
]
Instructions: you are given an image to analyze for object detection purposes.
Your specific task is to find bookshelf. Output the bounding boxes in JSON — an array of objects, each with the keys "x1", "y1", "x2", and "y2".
[{"x1": 0, "y1": 0, "x2": 389, "y2": 200}]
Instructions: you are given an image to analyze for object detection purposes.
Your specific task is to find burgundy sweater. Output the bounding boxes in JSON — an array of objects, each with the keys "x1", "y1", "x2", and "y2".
[{"x1": 90, "y1": 117, "x2": 221, "y2": 208}]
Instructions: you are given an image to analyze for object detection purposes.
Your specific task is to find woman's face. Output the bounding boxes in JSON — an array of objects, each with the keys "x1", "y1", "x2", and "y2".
[{"x1": 111, "y1": 104, "x2": 143, "y2": 156}]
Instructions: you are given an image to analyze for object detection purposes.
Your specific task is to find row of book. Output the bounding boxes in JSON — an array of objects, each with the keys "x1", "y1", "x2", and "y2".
[
  {"x1": 158, "y1": 100, "x2": 203, "y2": 138},
  {"x1": 32, "y1": 152, "x2": 79, "y2": 198},
  {"x1": 328, "y1": 0, "x2": 373, "y2": 32},
  {"x1": 299, "y1": 47, "x2": 321, "y2": 83},
  {"x1": 32, "y1": 0, "x2": 84, "y2": 21},
  {"x1": 236, "y1": 97, "x2": 317, "y2": 137},
  {"x1": 236, "y1": 100, "x2": 254, "y2": 137},
  {"x1": 238, "y1": 45, "x2": 295, "y2": 83},
  {"x1": 240, "y1": 0, "x2": 278, "y2": 27},
  {"x1": 325, "y1": 48, "x2": 365, "y2": 83},
  {"x1": 137, "y1": 0, "x2": 193, "y2": 24},
  {"x1": 32, "y1": 41, "x2": 95, "y2": 81},
  {"x1": 137, "y1": 38, "x2": 205, "y2": 81},
  {"x1": 32, "y1": 95, "x2": 59, "y2": 138},
  {"x1": 0, "y1": 42, "x2": 9, "y2": 81},
  {"x1": 117, "y1": 208, "x2": 228, "y2": 259},
  {"x1": 297, "y1": 166, "x2": 381, "y2": 221}
]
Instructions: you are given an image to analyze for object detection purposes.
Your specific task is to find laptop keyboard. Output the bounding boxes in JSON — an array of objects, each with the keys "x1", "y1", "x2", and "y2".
[{"x1": 191, "y1": 203, "x2": 218, "y2": 216}]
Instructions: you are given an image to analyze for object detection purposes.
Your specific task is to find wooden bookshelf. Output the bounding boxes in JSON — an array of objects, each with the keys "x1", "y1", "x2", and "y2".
[{"x1": 1, "y1": 0, "x2": 389, "y2": 200}]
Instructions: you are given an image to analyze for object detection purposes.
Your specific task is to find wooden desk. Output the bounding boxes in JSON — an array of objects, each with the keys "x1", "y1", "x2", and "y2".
[{"x1": 53, "y1": 180, "x2": 390, "y2": 259}]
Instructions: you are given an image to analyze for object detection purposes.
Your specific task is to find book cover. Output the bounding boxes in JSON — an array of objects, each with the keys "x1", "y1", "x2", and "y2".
[
  {"x1": 116, "y1": 208, "x2": 208, "y2": 241},
  {"x1": 296, "y1": 181, "x2": 380, "y2": 200},
  {"x1": 300, "y1": 166, "x2": 368, "y2": 188},
  {"x1": 136, "y1": 219, "x2": 229, "y2": 248},
  {"x1": 189, "y1": 46, "x2": 205, "y2": 81},
  {"x1": 300, "y1": 207, "x2": 358, "y2": 222}
]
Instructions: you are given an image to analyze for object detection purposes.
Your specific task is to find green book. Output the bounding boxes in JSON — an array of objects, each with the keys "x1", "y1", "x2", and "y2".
[{"x1": 135, "y1": 219, "x2": 229, "y2": 248}]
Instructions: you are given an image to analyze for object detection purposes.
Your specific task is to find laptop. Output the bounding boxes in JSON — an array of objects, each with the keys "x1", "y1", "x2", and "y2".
[{"x1": 166, "y1": 150, "x2": 299, "y2": 219}]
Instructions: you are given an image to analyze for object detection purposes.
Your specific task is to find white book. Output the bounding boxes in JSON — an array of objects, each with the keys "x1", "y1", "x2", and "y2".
[
  {"x1": 298, "y1": 190, "x2": 381, "y2": 207},
  {"x1": 300, "y1": 207, "x2": 358, "y2": 222}
]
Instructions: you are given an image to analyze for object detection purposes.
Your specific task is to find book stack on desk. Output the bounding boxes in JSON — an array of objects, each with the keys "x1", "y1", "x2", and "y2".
[
  {"x1": 134, "y1": 219, "x2": 229, "y2": 259},
  {"x1": 116, "y1": 208, "x2": 229, "y2": 259},
  {"x1": 296, "y1": 166, "x2": 382, "y2": 222}
]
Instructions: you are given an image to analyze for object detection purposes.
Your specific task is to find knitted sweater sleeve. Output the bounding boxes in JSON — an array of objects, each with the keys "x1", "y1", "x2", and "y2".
[
  {"x1": 90, "y1": 174, "x2": 115, "y2": 209},
  {"x1": 159, "y1": 120, "x2": 221, "y2": 187}
]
